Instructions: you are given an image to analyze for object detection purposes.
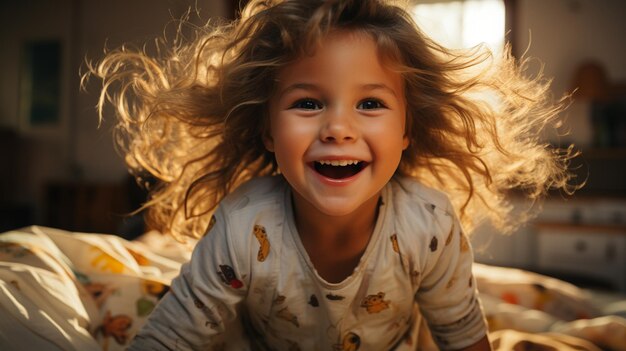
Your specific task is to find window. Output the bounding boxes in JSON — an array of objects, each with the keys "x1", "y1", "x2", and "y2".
[{"x1": 411, "y1": 0, "x2": 506, "y2": 55}]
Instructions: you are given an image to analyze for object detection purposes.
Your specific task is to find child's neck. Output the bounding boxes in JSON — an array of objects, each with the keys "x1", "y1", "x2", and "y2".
[{"x1": 291, "y1": 191, "x2": 381, "y2": 283}]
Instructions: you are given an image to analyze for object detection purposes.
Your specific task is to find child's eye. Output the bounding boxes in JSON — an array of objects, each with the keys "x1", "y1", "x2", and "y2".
[
  {"x1": 291, "y1": 99, "x2": 323, "y2": 110},
  {"x1": 357, "y1": 99, "x2": 385, "y2": 110}
]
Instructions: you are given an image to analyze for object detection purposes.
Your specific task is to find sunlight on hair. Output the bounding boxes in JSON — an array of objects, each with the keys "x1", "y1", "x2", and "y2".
[
  {"x1": 411, "y1": 0, "x2": 505, "y2": 55},
  {"x1": 88, "y1": 0, "x2": 575, "y2": 239}
]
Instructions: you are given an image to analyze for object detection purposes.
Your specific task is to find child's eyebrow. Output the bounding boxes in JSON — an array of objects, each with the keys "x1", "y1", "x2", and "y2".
[
  {"x1": 360, "y1": 83, "x2": 399, "y2": 97},
  {"x1": 277, "y1": 83, "x2": 398, "y2": 98},
  {"x1": 278, "y1": 83, "x2": 318, "y2": 98}
]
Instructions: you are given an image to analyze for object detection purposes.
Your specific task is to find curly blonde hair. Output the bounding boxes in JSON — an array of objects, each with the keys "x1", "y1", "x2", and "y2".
[{"x1": 87, "y1": 0, "x2": 577, "y2": 240}]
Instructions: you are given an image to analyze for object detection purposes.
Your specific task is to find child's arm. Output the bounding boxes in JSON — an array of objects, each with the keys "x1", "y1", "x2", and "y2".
[
  {"x1": 128, "y1": 206, "x2": 249, "y2": 350},
  {"x1": 415, "y1": 201, "x2": 490, "y2": 350}
]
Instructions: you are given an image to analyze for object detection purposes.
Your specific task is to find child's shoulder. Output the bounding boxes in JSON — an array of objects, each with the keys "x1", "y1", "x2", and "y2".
[
  {"x1": 388, "y1": 177, "x2": 457, "y2": 249},
  {"x1": 391, "y1": 176, "x2": 453, "y2": 216},
  {"x1": 218, "y1": 175, "x2": 287, "y2": 214}
]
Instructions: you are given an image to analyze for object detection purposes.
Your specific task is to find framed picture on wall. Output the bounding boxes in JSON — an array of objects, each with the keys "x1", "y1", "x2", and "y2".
[{"x1": 19, "y1": 39, "x2": 63, "y2": 131}]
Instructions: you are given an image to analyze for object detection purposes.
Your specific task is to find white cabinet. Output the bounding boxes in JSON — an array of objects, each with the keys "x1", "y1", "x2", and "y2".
[
  {"x1": 471, "y1": 197, "x2": 626, "y2": 292},
  {"x1": 535, "y1": 223, "x2": 626, "y2": 292}
]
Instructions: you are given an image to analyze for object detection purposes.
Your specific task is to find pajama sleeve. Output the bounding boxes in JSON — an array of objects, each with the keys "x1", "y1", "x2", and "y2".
[
  {"x1": 415, "y1": 206, "x2": 488, "y2": 350},
  {"x1": 128, "y1": 205, "x2": 250, "y2": 351}
]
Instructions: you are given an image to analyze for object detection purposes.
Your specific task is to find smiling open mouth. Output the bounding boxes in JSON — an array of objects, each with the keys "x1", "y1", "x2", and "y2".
[{"x1": 312, "y1": 160, "x2": 367, "y2": 180}]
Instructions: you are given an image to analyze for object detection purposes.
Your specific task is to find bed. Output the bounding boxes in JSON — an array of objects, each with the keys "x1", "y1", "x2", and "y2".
[{"x1": 1, "y1": 226, "x2": 625, "y2": 350}]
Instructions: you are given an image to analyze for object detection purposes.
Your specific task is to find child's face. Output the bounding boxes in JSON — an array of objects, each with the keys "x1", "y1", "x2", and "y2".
[{"x1": 266, "y1": 30, "x2": 408, "y2": 218}]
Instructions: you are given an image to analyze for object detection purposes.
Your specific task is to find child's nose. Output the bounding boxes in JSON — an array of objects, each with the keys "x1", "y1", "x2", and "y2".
[{"x1": 319, "y1": 107, "x2": 357, "y2": 143}]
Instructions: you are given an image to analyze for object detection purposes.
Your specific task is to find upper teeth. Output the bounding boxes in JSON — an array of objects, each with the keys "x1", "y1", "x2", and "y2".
[{"x1": 317, "y1": 160, "x2": 360, "y2": 166}]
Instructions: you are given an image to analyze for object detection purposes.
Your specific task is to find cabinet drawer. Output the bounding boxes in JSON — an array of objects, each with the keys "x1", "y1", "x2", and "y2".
[
  {"x1": 538, "y1": 232, "x2": 618, "y2": 265},
  {"x1": 536, "y1": 229, "x2": 626, "y2": 288}
]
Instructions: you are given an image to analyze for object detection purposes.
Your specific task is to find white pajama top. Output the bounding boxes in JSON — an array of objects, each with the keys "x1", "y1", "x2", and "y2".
[{"x1": 129, "y1": 175, "x2": 487, "y2": 350}]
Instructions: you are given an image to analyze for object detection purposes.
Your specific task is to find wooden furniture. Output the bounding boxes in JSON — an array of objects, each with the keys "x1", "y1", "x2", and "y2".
[
  {"x1": 534, "y1": 222, "x2": 626, "y2": 292},
  {"x1": 45, "y1": 181, "x2": 132, "y2": 235},
  {"x1": 472, "y1": 196, "x2": 626, "y2": 293}
]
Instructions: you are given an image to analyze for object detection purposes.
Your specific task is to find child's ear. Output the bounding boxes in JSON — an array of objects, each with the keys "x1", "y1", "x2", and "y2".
[
  {"x1": 261, "y1": 115, "x2": 275, "y2": 152},
  {"x1": 402, "y1": 135, "x2": 409, "y2": 150},
  {"x1": 263, "y1": 133, "x2": 275, "y2": 152}
]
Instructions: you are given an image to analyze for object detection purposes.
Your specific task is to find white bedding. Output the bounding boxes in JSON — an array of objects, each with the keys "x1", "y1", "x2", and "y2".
[{"x1": 1, "y1": 226, "x2": 625, "y2": 351}]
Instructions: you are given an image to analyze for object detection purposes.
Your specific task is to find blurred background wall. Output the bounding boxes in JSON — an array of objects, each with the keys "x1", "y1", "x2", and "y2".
[{"x1": 0, "y1": 0, "x2": 231, "y2": 235}]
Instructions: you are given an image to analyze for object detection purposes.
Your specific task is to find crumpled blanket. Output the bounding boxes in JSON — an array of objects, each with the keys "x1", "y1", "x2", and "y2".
[
  {"x1": 474, "y1": 264, "x2": 626, "y2": 351},
  {"x1": 0, "y1": 226, "x2": 624, "y2": 351},
  {"x1": 0, "y1": 226, "x2": 190, "y2": 351}
]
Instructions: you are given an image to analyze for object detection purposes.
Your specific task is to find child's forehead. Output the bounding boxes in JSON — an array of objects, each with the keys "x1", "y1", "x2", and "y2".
[
  {"x1": 287, "y1": 29, "x2": 399, "y2": 70},
  {"x1": 271, "y1": 29, "x2": 405, "y2": 96},
  {"x1": 281, "y1": 28, "x2": 404, "y2": 76},
  {"x1": 308, "y1": 29, "x2": 379, "y2": 57},
  {"x1": 280, "y1": 32, "x2": 376, "y2": 74}
]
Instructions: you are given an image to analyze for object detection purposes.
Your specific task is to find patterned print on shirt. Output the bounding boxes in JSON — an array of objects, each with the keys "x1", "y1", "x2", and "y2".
[
  {"x1": 360, "y1": 292, "x2": 390, "y2": 314},
  {"x1": 276, "y1": 306, "x2": 300, "y2": 327},
  {"x1": 191, "y1": 295, "x2": 221, "y2": 329},
  {"x1": 326, "y1": 293, "x2": 345, "y2": 301},
  {"x1": 253, "y1": 224, "x2": 271, "y2": 262},
  {"x1": 390, "y1": 234, "x2": 401, "y2": 254},
  {"x1": 207, "y1": 215, "x2": 217, "y2": 233},
  {"x1": 391, "y1": 233, "x2": 410, "y2": 272},
  {"x1": 217, "y1": 264, "x2": 244, "y2": 289},
  {"x1": 446, "y1": 277, "x2": 457, "y2": 290},
  {"x1": 308, "y1": 294, "x2": 319, "y2": 307},
  {"x1": 429, "y1": 236, "x2": 438, "y2": 252},
  {"x1": 335, "y1": 332, "x2": 360, "y2": 351},
  {"x1": 193, "y1": 296, "x2": 205, "y2": 309},
  {"x1": 205, "y1": 320, "x2": 219, "y2": 330}
]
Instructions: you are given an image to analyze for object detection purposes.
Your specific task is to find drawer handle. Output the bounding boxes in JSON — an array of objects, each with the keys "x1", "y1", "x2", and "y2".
[{"x1": 574, "y1": 240, "x2": 587, "y2": 253}]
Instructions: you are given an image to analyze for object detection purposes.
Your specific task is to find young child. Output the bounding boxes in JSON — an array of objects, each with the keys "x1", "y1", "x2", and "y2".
[{"x1": 90, "y1": 0, "x2": 574, "y2": 349}]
